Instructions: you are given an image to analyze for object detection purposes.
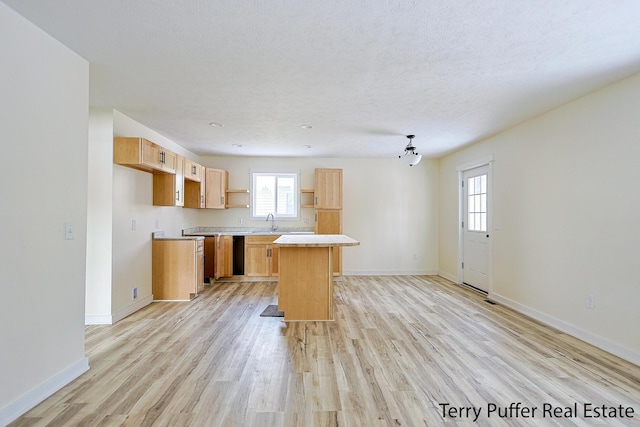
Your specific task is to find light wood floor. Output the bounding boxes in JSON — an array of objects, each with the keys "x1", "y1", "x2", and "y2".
[{"x1": 11, "y1": 276, "x2": 640, "y2": 426}]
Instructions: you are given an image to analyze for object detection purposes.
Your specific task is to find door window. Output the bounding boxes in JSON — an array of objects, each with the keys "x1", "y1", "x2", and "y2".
[{"x1": 467, "y1": 174, "x2": 487, "y2": 232}]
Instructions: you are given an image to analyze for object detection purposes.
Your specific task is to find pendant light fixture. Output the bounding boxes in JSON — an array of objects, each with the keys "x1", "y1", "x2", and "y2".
[{"x1": 399, "y1": 134, "x2": 422, "y2": 166}]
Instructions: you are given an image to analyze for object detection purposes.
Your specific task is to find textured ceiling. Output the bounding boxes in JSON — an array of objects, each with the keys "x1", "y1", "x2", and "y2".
[{"x1": 4, "y1": 0, "x2": 640, "y2": 158}]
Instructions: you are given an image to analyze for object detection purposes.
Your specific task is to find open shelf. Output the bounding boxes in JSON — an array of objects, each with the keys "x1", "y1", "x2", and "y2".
[
  {"x1": 226, "y1": 189, "x2": 249, "y2": 208},
  {"x1": 301, "y1": 189, "x2": 314, "y2": 208}
]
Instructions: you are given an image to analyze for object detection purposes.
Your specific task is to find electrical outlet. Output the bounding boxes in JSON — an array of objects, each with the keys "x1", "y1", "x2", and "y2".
[
  {"x1": 303, "y1": 218, "x2": 309, "y2": 225},
  {"x1": 238, "y1": 217, "x2": 243, "y2": 225},
  {"x1": 585, "y1": 294, "x2": 594, "y2": 309},
  {"x1": 412, "y1": 253, "x2": 417, "y2": 261},
  {"x1": 64, "y1": 222, "x2": 74, "y2": 240},
  {"x1": 132, "y1": 287, "x2": 138, "y2": 300},
  {"x1": 131, "y1": 219, "x2": 137, "y2": 231}
]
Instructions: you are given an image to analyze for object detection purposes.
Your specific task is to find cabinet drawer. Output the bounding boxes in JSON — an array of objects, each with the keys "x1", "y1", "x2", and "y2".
[{"x1": 245, "y1": 235, "x2": 280, "y2": 245}]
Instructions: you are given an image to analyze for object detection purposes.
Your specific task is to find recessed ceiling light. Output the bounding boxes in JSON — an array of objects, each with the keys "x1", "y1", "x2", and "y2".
[
  {"x1": 232, "y1": 144, "x2": 242, "y2": 148},
  {"x1": 300, "y1": 124, "x2": 312, "y2": 129},
  {"x1": 209, "y1": 122, "x2": 223, "y2": 128},
  {"x1": 304, "y1": 145, "x2": 312, "y2": 149}
]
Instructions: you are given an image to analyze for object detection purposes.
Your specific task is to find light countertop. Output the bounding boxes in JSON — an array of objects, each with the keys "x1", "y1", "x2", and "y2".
[
  {"x1": 152, "y1": 231, "x2": 204, "y2": 241},
  {"x1": 273, "y1": 234, "x2": 359, "y2": 247}
]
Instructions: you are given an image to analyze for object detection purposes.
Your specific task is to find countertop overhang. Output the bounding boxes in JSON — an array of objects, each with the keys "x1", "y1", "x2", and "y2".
[
  {"x1": 152, "y1": 231, "x2": 204, "y2": 241},
  {"x1": 273, "y1": 234, "x2": 359, "y2": 247}
]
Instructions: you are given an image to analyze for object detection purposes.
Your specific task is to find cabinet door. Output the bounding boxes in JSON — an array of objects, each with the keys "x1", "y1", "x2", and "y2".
[
  {"x1": 245, "y1": 244, "x2": 270, "y2": 276},
  {"x1": 184, "y1": 159, "x2": 202, "y2": 182},
  {"x1": 175, "y1": 155, "x2": 184, "y2": 207},
  {"x1": 215, "y1": 235, "x2": 233, "y2": 279},
  {"x1": 196, "y1": 240, "x2": 204, "y2": 293},
  {"x1": 141, "y1": 138, "x2": 163, "y2": 169},
  {"x1": 314, "y1": 168, "x2": 342, "y2": 209},
  {"x1": 160, "y1": 149, "x2": 177, "y2": 174},
  {"x1": 205, "y1": 168, "x2": 228, "y2": 209},
  {"x1": 270, "y1": 245, "x2": 280, "y2": 277}
]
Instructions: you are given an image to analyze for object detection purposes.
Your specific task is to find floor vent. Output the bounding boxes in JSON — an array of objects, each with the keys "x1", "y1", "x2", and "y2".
[{"x1": 484, "y1": 299, "x2": 496, "y2": 305}]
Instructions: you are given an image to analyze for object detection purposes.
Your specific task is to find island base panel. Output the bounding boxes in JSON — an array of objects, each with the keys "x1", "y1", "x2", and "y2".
[{"x1": 278, "y1": 246, "x2": 333, "y2": 321}]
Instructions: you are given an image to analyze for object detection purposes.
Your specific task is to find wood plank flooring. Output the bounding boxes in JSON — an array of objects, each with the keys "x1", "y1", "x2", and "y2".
[{"x1": 10, "y1": 276, "x2": 640, "y2": 426}]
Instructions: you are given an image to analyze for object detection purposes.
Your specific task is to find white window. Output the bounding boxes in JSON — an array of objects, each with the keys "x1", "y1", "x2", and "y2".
[{"x1": 251, "y1": 170, "x2": 299, "y2": 219}]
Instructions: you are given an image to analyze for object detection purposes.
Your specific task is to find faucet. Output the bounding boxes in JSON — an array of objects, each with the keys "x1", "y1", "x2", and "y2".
[{"x1": 266, "y1": 213, "x2": 277, "y2": 232}]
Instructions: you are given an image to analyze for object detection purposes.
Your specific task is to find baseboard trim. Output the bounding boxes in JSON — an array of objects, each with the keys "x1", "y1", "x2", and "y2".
[
  {"x1": 112, "y1": 294, "x2": 153, "y2": 324},
  {"x1": 85, "y1": 314, "x2": 113, "y2": 325},
  {"x1": 489, "y1": 292, "x2": 640, "y2": 367},
  {"x1": 0, "y1": 357, "x2": 89, "y2": 426},
  {"x1": 437, "y1": 271, "x2": 460, "y2": 283},
  {"x1": 343, "y1": 270, "x2": 439, "y2": 276}
]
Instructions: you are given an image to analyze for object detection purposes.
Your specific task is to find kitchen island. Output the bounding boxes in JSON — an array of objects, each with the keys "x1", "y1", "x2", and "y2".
[{"x1": 274, "y1": 234, "x2": 359, "y2": 321}]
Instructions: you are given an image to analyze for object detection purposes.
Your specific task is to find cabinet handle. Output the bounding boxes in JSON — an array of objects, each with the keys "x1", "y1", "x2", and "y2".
[
  {"x1": 267, "y1": 248, "x2": 271, "y2": 257},
  {"x1": 176, "y1": 190, "x2": 180, "y2": 200},
  {"x1": 220, "y1": 196, "x2": 224, "y2": 205},
  {"x1": 315, "y1": 213, "x2": 317, "y2": 222},
  {"x1": 314, "y1": 196, "x2": 317, "y2": 205}
]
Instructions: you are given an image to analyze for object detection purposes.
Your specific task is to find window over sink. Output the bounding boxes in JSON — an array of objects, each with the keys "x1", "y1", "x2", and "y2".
[{"x1": 250, "y1": 170, "x2": 299, "y2": 220}]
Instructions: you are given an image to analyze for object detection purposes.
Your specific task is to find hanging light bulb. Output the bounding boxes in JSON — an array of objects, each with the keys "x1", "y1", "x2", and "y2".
[{"x1": 399, "y1": 135, "x2": 422, "y2": 166}]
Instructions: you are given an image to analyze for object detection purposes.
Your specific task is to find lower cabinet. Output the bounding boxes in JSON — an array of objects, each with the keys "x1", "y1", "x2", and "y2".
[
  {"x1": 152, "y1": 238, "x2": 204, "y2": 300},
  {"x1": 214, "y1": 235, "x2": 233, "y2": 280},
  {"x1": 244, "y1": 235, "x2": 280, "y2": 277}
]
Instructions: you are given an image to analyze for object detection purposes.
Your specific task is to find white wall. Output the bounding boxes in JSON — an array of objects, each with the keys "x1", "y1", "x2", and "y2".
[
  {"x1": 439, "y1": 72, "x2": 640, "y2": 363},
  {"x1": 0, "y1": 3, "x2": 89, "y2": 423},
  {"x1": 200, "y1": 156, "x2": 440, "y2": 275},
  {"x1": 111, "y1": 111, "x2": 201, "y2": 320},
  {"x1": 86, "y1": 108, "x2": 114, "y2": 323}
]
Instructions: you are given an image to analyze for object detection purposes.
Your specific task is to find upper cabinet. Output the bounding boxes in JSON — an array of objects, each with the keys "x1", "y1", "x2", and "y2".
[
  {"x1": 153, "y1": 155, "x2": 184, "y2": 206},
  {"x1": 205, "y1": 168, "x2": 228, "y2": 209},
  {"x1": 184, "y1": 158, "x2": 203, "y2": 182},
  {"x1": 314, "y1": 168, "x2": 342, "y2": 209},
  {"x1": 184, "y1": 159, "x2": 205, "y2": 209},
  {"x1": 114, "y1": 137, "x2": 176, "y2": 174}
]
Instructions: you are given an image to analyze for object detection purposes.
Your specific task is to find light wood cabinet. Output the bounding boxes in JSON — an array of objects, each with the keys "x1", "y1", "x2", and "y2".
[
  {"x1": 184, "y1": 179, "x2": 205, "y2": 208},
  {"x1": 184, "y1": 158, "x2": 203, "y2": 182},
  {"x1": 114, "y1": 137, "x2": 176, "y2": 174},
  {"x1": 152, "y1": 238, "x2": 204, "y2": 301},
  {"x1": 244, "y1": 235, "x2": 280, "y2": 277},
  {"x1": 315, "y1": 209, "x2": 342, "y2": 275},
  {"x1": 152, "y1": 155, "x2": 184, "y2": 206},
  {"x1": 214, "y1": 235, "x2": 233, "y2": 279},
  {"x1": 205, "y1": 168, "x2": 228, "y2": 209},
  {"x1": 314, "y1": 168, "x2": 342, "y2": 209},
  {"x1": 314, "y1": 168, "x2": 343, "y2": 275}
]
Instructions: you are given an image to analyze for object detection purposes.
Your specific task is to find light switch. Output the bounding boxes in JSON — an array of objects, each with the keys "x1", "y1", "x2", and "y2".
[
  {"x1": 65, "y1": 222, "x2": 74, "y2": 240},
  {"x1": 132, "y1": 219, "x2": 137, "y2": 231}
]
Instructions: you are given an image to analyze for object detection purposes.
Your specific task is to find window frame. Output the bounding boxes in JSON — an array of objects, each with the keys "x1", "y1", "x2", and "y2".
[{"x1": 250, "y1": 169, "x2": 300, "y2": 220}]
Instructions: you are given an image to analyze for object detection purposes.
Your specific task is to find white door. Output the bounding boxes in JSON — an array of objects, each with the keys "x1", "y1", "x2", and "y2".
[{"x1": 462, "y1": 166, "x2": 490, "y2": 292}]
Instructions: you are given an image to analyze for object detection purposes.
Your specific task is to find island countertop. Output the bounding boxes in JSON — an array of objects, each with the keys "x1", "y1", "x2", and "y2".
[{"x1": 273, "y1": 234, "x2": 359, "y2": 247}]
